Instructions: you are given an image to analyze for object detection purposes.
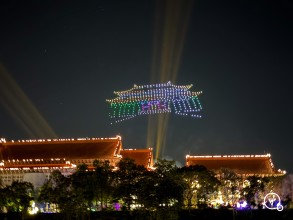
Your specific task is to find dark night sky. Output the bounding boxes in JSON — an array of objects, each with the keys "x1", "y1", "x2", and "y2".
[{"x1": 0, "y1": 1, "x2": 292, "y2": 172}]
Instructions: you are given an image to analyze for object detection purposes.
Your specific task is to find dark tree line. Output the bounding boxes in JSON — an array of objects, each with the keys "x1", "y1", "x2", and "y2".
[
  {"x1": 37, "y1": 158, "x2": 220, "y2": 218},
  {"x1": 0, "y1": 158, "x2": 287, "y2": 219}
]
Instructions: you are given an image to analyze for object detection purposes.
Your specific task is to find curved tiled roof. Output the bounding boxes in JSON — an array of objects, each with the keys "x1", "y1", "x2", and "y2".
[
  {"x1": 120, "y1": 148, "x2": 153, "y2": 168},
  {"x1": 0, "y1": 136, "x2": 122, "y2": 161},
  {"x1": 186, "y1": 154, "x2": 285, "y2": 176}
]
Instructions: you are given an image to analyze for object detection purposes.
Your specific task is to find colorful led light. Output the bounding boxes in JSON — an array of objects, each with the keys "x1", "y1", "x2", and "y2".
[{"x1": 106, "y1": 81, "x2": 203, "y2": 123}]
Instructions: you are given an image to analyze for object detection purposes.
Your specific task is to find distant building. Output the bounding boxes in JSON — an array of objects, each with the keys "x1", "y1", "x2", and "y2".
[
  {"x1": 0, "y1": 136, "x2": 153, "y2": 187},
  {"x1": 186, "y1": 154, "x2": 286, "y2": 177},
  {"x1": 120, "y1": 148, "x2": 153, "y2": 169}
]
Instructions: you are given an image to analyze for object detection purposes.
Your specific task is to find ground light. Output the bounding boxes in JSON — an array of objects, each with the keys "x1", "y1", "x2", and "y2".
[{"x1": 28, "y1": 201, "x2": 39, "y2": 215}]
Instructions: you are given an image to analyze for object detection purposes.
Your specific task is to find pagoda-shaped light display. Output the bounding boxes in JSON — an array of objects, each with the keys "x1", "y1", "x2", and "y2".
[{"x1": 106, "y1": 81, "x2": 203, "y2": 123}]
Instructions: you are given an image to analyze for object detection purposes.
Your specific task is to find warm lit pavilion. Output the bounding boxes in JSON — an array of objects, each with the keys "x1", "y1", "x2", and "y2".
[
  {"x1": 0, "y1": 136, "x2": 122, "y2": 169},
  {"x1": 120, "y1": 148, "x2": 154, "y2": 169},
  {"x1": 186, "y1": 154, "x2": 286, "y2": 177},
  {"x1": 0, "y1": 136, "x2": 153, "y2": 186}
]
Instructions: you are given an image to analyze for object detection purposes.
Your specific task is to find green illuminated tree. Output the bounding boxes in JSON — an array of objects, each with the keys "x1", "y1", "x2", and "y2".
[
  {"x1": 218, "y1": 168, "x2": 242, "y2": 206},
  {"x1": 241, "y1": 175, "x2": 268, "y2": 206},
  {"x1": 4, "y1": 181, "x2": 33, "y2": 214},
  {"x1": 180, "y1": 165, "x2": 220, "y2": 209}
]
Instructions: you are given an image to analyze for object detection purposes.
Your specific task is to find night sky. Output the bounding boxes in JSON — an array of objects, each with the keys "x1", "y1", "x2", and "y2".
[{"x1": 0, "y1": 1, "x2": 292, "y2": 172}]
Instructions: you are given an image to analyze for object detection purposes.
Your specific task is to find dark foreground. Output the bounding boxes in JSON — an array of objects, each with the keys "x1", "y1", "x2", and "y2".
[{"x1": 1, "y1": 209, "x2": 293, "y2": 220}]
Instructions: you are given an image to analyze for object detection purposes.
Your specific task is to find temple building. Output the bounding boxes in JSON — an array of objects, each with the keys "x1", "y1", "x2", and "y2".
[
  {"x1": 120, "y1": 148, "x2": 153, "y2": 169},
  {"x1": 0, "y1": 136, "x2": 154, "y2": 186},
  {"x1": 0, "y1": 135, "x2": 288, "y2": 189},
  {"x1": 186, "y1": 154, "x2": 286, "y2": 177}
]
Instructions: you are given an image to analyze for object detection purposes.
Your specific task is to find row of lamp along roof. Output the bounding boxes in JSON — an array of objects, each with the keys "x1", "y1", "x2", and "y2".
[{"x1": 0, "y1": 136, "x2": 286, "y2": 176}]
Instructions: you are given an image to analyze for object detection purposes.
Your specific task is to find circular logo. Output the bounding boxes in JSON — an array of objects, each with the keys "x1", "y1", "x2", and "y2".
[{"x1": 264, "y1": 192, "x2": 283, "y2": 211}]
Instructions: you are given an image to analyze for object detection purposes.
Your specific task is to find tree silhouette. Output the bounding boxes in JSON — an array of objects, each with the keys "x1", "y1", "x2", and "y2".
[
  {"x1": 180, "y1": 165, "x2": 220, "y2": 209},
  {"x1": 3, "y1": 181, "x2": 33, "y2": 214}
]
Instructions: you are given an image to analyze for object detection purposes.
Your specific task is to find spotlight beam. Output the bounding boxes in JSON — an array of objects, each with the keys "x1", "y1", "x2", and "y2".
[
  {"x1": 148, "y1": 0, "x2": 194, "y2": 160},
  {"x1": 0, "y1": 63, "x2": 57, "y2": 138}
]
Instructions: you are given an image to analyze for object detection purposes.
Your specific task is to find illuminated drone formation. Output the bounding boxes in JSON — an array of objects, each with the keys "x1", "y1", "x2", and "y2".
[{"x1": 106, "y1": 81, "x2": 203, "y2": 124}]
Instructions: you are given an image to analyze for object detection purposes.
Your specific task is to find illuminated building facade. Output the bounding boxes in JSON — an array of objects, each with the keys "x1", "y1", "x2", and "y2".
[
  {"x1": 0, "y1": 136, "x2": 153, "y2": 186},
  {"x1": 186, "y1": 154, "x2": 286, "y2": 177},
  {"x1": 0, "y1": 134, "x2": 289, "y2": 194},
  {"x1": 186, "y1": 154, "x2": 290, "y2": 208}
]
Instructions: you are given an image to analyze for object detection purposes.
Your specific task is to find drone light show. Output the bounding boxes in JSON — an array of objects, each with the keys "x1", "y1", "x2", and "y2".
[{"x1": 106, "y1": 81, "x2": 203, "y2": 124}]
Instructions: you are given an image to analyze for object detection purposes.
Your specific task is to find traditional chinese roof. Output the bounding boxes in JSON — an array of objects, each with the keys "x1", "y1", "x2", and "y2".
[
  {"x1": 106, "y1": 81, "x2": 202, "y2": 108},
  {"x1": 186, "y1": 154, "x2": 286, "y2": 176},
  {"x1": 120, "y1": 148, "x2": 153, "y2": 169},
  {"x1": 0, "y1": 136, "x2": 122, "y2": 161},
  {"x1": 106, "y1": 81, "x2": 203, "y2": 124}
]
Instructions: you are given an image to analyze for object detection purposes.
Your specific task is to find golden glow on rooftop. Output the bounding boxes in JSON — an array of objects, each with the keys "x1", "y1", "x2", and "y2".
[
  {"x1": 1, "y1": 135, "x2": 122, "y2": 144},
  {"x1": 186, "y1": 153, "x2": 272, "y2": 159}
]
